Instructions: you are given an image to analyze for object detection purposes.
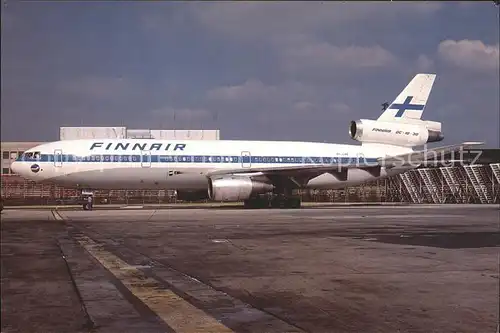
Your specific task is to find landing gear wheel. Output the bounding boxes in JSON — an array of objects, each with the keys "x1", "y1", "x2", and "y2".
[
  {"x1": 270, "y1": 196, "x2": 301, "y2": 209},
  {"x1": 285, "y1": 197, "x2": 301, "y2": 209},
  {"x1": 270, "y1": 196, "x2": 282, "y2": 208},
  {"x1": 244, "y1": 197, "x2": 269, "y2": 209},
  {"x1": 243, "y1": 200, "x2": 255, "y2": 209}
]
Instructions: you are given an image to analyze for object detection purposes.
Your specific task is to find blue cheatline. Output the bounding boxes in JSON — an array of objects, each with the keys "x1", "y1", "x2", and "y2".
[{"x1": 17, "y1": 154, "x2": 378, "y2": 165}]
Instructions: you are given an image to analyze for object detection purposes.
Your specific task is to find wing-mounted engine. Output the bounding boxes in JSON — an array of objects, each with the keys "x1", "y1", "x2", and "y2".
[
  {"x1": 349, "y1": 119, "x2": 443, "y2": 147},
  {"x1": 208, "y1": 176, "x2": 274, "y2": 201}
]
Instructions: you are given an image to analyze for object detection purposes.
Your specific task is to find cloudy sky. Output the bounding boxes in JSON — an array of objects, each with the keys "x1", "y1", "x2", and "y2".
[{"x1": 2, "y1": 2, "x2": 499, "y2": 146}]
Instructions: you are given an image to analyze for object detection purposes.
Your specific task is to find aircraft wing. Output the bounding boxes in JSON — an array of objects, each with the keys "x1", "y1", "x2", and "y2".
[
  {"x1": 205, "y1": 141, "x2": 484, "y2": 190},
  {"x1": 206, "y1": 141, "x2": 484, "y2": 180},
  {"x1": 206, "y1": 161, "x2": 380, "y2": 189},
  {"x1": 206, "y1": 161, "x2": 374, "y2": 177},
  {"x1": 379, "y1": 141, "x2": 484, "y2": 168}
]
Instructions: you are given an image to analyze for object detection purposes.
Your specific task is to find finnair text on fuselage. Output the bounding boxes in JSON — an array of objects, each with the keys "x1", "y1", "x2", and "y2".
[{"x1": 90, "y1": 142, "x2": 187, "y2": 151}]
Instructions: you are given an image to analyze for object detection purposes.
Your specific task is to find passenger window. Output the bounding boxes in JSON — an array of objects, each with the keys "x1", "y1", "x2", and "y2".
[{"x1": 34, "y1": 152, "x2": 41, "y2": 159}]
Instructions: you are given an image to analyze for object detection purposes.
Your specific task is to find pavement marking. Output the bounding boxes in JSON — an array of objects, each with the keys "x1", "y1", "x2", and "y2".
[
  {"x1": 52, "y1": 210, "x2": 65, "y2": 221},
  {"x1": 310, "y1": 214, "x2": 465, "y2": 220},
  {"x1": 52, "y1": 210, "x2": 234, "y2": 333},
  {"x1": 75, "y1": 235, "x2": 234, "y2": 333}
]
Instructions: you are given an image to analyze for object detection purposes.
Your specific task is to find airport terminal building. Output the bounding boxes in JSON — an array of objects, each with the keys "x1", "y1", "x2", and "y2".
[{"x1": 1, "y1": 127, "x2": 499, "y2": 205}]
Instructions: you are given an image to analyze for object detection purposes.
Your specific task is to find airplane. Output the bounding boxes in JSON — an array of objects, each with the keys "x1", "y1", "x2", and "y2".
[{"x1": 10, "y1": 73, "x2": 482, "y2": 209}]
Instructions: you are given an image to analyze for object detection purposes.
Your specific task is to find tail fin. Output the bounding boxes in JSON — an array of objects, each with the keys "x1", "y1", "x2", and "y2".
[{"x1": 377, "y1": 73, "x2": 436, "y2": 122}]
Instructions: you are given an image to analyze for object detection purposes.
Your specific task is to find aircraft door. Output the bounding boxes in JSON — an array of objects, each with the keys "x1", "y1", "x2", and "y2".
[
  {"x1": 357, "y1": 152, "x2": 366, "y2": 165},
  {"x1": 54, "y1": 149, "x2": 63, "y2": 167},
  {"x1": 141, "y1": 150, "x2": 151, "y2": 168},
  {"x1": 241, "y1": 151, "x2": 251, "y2": 168}
]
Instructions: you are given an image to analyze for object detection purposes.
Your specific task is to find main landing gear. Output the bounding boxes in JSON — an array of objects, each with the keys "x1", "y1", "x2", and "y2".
[
  {"x1": 243, "y1": 194, "x2": 302, "y2": 209},
  {"x1": 270, "y1": 195, "x2": 301, "y2": 209}
]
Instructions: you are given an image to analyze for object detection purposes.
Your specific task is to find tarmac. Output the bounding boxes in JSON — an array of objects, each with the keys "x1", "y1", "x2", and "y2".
[{"x1": 1, "y1": 204, "x2": 499, "y2": 333}]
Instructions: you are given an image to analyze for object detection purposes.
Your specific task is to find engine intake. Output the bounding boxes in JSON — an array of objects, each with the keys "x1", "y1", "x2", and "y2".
[
  {"x1": 349, "y1": 120, "x2": 363, "y2": 141},
  {"x1": 208, "y1": 176, "x2": 274, "y2": 202}
]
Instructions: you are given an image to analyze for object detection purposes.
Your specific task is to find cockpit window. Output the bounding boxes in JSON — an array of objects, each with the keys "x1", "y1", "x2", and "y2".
[{"x1": 24, "y1": 152, "x2": 41, "y2": 159}]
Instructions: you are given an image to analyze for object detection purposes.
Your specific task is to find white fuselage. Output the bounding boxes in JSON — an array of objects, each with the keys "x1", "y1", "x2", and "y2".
[{"x1": 11, "y1": 139, "x2": 413, "y2": 191}]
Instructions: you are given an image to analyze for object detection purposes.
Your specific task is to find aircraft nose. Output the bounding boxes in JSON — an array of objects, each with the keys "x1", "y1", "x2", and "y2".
[
  {"x1": 10, "y1": 161, "x2": 33, "y2": 177},
  {"x1": 10, "y1": 161, "x2": 21, "y2": 175},
  {"x1": 11, "y1": 160, "x2": 43, "y2": 179}
]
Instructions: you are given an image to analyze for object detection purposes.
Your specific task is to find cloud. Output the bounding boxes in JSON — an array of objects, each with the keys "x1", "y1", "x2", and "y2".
[
  {"x1": 190, "y1": 2, "x2": 442, "y2": 43},
  {"x1": 456, "y1": 1, "x2": 482, "y2": 8},
  {"x1": 203, "y1": 79, "x2": 357, "y2": 128},
  {"x1": 150, "y1": 106, "x2": 212, "y2": 122},
  {"x1": 416, "y1": 54, "x2": 434, "y2": 71},
  {"x1": 293, "y1": 101, "x2": 316, "y2": 113},
  {"x1": 206, "y1": 79, "x2": 317, "y2": 107},
  {"x1": 141, "y1": 3, "x2": 440, "y2": 85},
  {"x1": 438, "y1": 39, "x2": 499, "y2": 73},
  {"x1": 59, "y1": 76, "x2": 134, "y2": 101},
  {"x1": 2, "y1": 9, "x2": 20, "y2": 31},
  {"x1": 186, "y1": 3, "x2": 442, "y2": 83},
  {"x1": 328, "y1": 102, "x2": 351, "y2": 114},
  {"x1": 282, "y1": 42, "x2": 397, "y2": 78},
  {"x1": 206, "y1": 79, "x2": 275, "y2": 103}
]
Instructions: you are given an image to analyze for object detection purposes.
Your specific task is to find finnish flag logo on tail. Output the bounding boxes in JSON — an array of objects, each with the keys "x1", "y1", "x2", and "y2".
[
  {"x1": 378, "y1": 73, "x2": 436, "y2": 121},
  {"x1": 390, "y1": 96, "x2": 425, "y2": 118}
]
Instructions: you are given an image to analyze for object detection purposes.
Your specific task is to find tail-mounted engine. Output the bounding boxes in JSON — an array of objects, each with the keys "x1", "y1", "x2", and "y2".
[{"x1": 349, "y1": 119, "x2": 443, "y2": 147}]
